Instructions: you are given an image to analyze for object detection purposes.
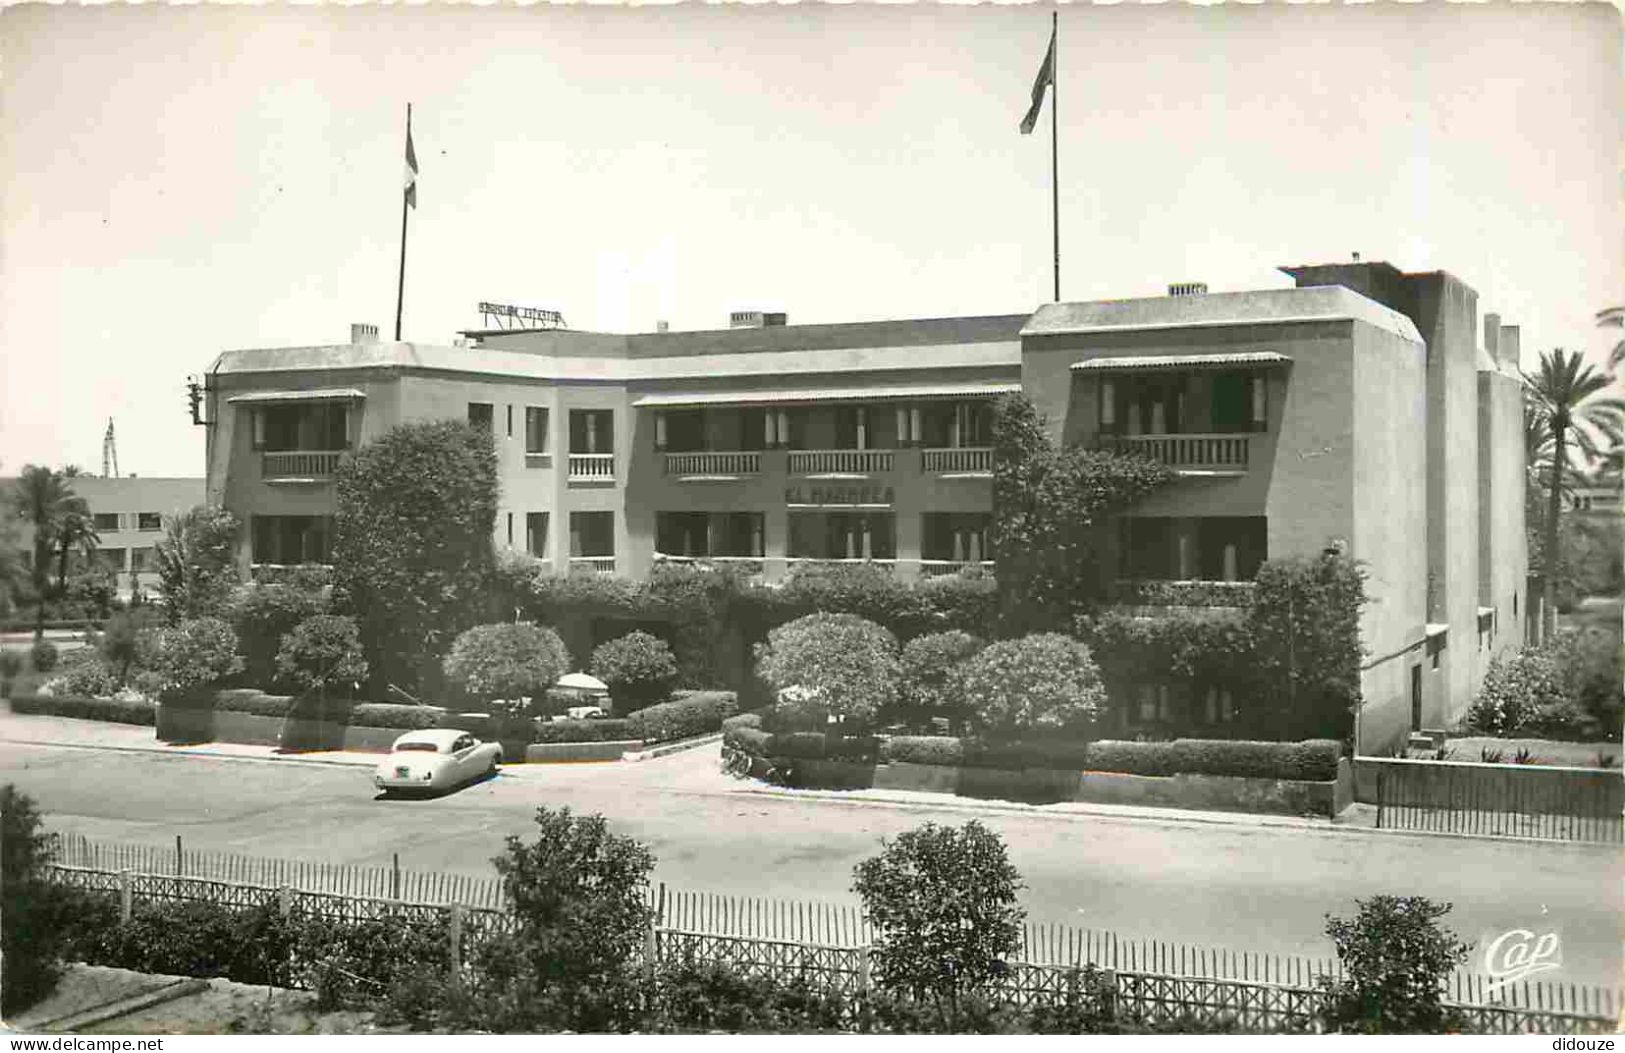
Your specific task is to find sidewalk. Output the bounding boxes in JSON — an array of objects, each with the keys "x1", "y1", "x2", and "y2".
[{"x1": 0, "y1": 711, "x2": 381, "y2": 769}]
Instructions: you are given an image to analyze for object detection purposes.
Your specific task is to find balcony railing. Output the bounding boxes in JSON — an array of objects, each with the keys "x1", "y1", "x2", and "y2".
[
  {"x1": 249, "y1": 563, "x2": 335, "y2": 586},
  {"x1": 1098, "y1": 434, "x2": 1250, "y2": 470},
  {"x1": 262, "y1": 450, "x2": 344, "y2": 480},
  {"x1": 921, "y1": 447, "x2": 994, "y2": 474},
  {"x1": 653, "y1": 553, "x2": 765, "y2": 575},
  {"x1": 785, "y1": 558, "x2": 896, "y2": 574},
  {"x1": 788, "y1": 449, "x2": 894, "y2": 475},
  {"x1": 663, "y1": 451, "x2": 761, "y2": 477},
  {"x1": 568, "y1": 453, "x2": 616, "y2": 482},
  {"x1": 919, "y1": 559, "x2": 996, "y2": 578},
  {"x1": 1111, "y1": 580, "x2": 1257, "y2": 608},
  {"x1": 568, "y1": 556, "x2": 616, "y2": 575}
]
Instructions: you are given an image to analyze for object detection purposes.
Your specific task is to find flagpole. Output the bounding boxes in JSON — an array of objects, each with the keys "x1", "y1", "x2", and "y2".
[
  {"x1": 1050, "y1": 10, "x2": 1059, "y2": 303},
  {"x1": 395, "y1": 103, "x2": 411, "y2": 341}
]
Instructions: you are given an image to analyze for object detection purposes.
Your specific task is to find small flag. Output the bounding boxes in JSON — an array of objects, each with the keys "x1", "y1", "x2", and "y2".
[
  {"x1": 404, "y1": 113, "x2": 418, "y2": 209},
  {"x1": 1019, "y1": 27, "x2": 1056, "y2": 135}
]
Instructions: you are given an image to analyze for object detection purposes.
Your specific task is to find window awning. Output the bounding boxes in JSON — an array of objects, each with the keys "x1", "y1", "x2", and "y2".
[
  {"x1": 226, "y1": 388, "x2": 367, "y2": 404},
  {"x1": 1070, "y1": 352, "x2": 1291, "y2": 372},
  {"x1": 632, "y1": 381, "x2": 1021, "y2": 409}
]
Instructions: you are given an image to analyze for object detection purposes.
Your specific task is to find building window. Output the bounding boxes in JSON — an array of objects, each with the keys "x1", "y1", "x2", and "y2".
[
  {"x1": 922, "y1": 513, "x2": 992, "y2": 563},
  {"x1": 526, "y1": 512, "x2": 549, "y2": 558},
  {"x1": 253, "y1": 403, "x2": 351, "y2": 451},
  {"x1": 525, "y1": 407, "x2": 549, "y2": 454},
  {"x1": 1136, "y1": 684, "x2": 1175, "y2": 724},
  {"x1": 656, "y1": 512, "x2": 765, "y2": 558},
  {"x1": 788, "y1": 512, "x2": 895, "y2": 560},
  {"x1": 92, "y1": 513, "x2": 120, "y2": 532},
  {"x1": 130, "y1": 548, "x2": 154, "y2": 572},
  {"x1": 1211, "y1": 371, "x2": 1267, "y2": 434},
  {"x1": 506, "y1": 512, "x2": 513, "y2": 547},
  {"x1": 919, "y1": 401, "x2": 992, "y2": 448},
  {"x1": 251, "y1": 515, "x2": 333, "y2": 564},
  {"x1": 660, "y1": 410, "x2": 706, "y2": 452},
  {"x1": 569, "y1": 410, "x2": 613, "y2": 455},
  {"x1": 468, "y1": 403, "x2": 494, "y2": 431},
  {"x1": 1203, "y1": 685, "x2": 1237, "y2": 725},
  {"x1": 137, "y1": 512, "x2": 162, "y2": 532},
  {"x1": 98, "y1": 548, "x2": 127, "y2": 572},
  {"x1": 1119, "y1": 517, "x2": 1266, "y2": 581},
  {"x1": 569, "y1": 511, "x2": 614, "y2": 558}
]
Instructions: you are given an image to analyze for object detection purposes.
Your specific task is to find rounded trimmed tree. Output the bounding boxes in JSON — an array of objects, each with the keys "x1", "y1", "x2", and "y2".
[
  {"x1": 754, "y1": 612, "x2": 901, "y2": 727},
  {"x1": 444, "y1": 622, "x2": 571, "y2": 715},
  {"x1": 953, "y1": 633, "x2": 1104, "y2": 737},
  {"x1": 590, "y1": 631, "x2": 678, "y2": 713},
  {"x1": 150, "y1": 616, "x2": 244, "y2": 700},
  {"x1": 333, "y1": 420, "x2": 499, "y2": 695},
  {"x1": 897, "y1": 630, "x2": 983, "y2": 731},
  {"x1": 275, "y1": 614, "x2": 369, "y2": 701}
]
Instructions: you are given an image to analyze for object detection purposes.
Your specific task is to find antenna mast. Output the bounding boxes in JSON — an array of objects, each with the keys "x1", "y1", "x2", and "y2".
[{"x1": 102, "y1": 418, "x2": 119, "y2": 479}]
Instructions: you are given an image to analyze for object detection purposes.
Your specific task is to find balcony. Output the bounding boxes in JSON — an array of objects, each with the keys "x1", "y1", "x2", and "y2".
[
  {"x1": 663, "y1": 451, "x2": 761, "y2": 478},
  {"x1": 568, "y1": 556, "x2": 616, "y2": 575},
  {"x1": 567, "y1": 453, "x2": 616, "y2": 482},
  {"x1": 919, "y1": 560, "x2": 995, "y2": 578},
  {"x1": 788, "y1": 449, "x2": 894, "y2": 476},
  {"x1": 921, "y1": 447, "x2": 993, "y2": 475},
  {"x1": 653, "y1": 553, "x2": 765, "y2": 576},
  {"x1": 262, "y1": 450, "x2": 344, "y2": 481},
  {"x1": 1098, "y1": 434, "x2": 1250, "y2": 472}
]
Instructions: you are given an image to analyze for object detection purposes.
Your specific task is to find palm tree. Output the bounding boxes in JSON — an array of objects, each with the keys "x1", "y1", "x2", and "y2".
[
  {"x1": 53, "y1": 501, "x2": 99, "y2": 595},
  {"x1": 1524, "y1": 349, "x2": 1625, "y2": 640},
  {"x1": 12, "y1": 465, "x2": 77, "y2": 640},
  {"x1": 1600, "y1": 306, "x2": 1622, "y2": 371}
]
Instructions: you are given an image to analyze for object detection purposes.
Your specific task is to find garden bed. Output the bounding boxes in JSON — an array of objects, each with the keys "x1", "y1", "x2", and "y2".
[
  {"x1": 1420, "y1": 737, "x2": 1620, "y2": 769},
  {"x1": 525, "y1": 740, "x2": 645, "y2": 763}
]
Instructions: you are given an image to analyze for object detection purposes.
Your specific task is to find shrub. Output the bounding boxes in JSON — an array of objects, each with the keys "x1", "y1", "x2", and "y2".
[
  {"x1": 153, "y1": 507, "x2": 243, "y2": 625},
  {"x1": 344, "y1": 703, "x2": 443, "y2": 731},
  {"x1": 275, "y1": 614, "x2": 369, "y2": 699},
  {"x1": 624, "y1": 691, "x2": 738, "y2": 745},
  {"x1": 213, "y1": 692, "x2": 297, "y2": 719},
  {"x1": 531, "y1": 718, "x2": 637, "y2": 744},
  {"x1": 9, "y1": 694, "x2": 155, "y2": 726},
  {"x1": 590, "y1": 631, "x2": 679, "y2": 712},
  {"x1": 650, "y1": 957, "x2": 849, "y2": 1033},
  {"x1": 1, "y1": 786, "x2": 67, "y2": 1014},
  {"x1": 883, "y1": 735, "x2": 966, "y2": 767},
  {"x1": 754, "y1": 613, "x2": 902, "y2": 726},
  {"x1": 333, "y1": 420, "x2": 499, "y2": 696},
  {"x1": 98, "y1": 609, "x2": 162, "y2": 683},
  {"x1": 1083, "y1": 740, "x2": 1178, "y2": 776},
  {"x1": 443, "y1": 622, "x2": 571, "y2": 712},
  {"x1": 1465, "y1": 647, "x2": 1566, "y2": 737},
  {"x1": 723, "y1": 724, "x2": 772, "y2": 757},
  {"x1": 30, "y1": 639, "x2": 58, "y2": 674},
  {"x1": 73, "y1": 899, "x2": 301, "y2": 988},
  {"x1": 462, "y1": 807, "x2": 656, "y2": 1032},
  {"x1": 1317, "y1": 896, "x2": 1470, "y2": 1034},
  {"x1": 1248, "y1": 552, "x2": 1367, "y2": 740},
  {"x1": 897, "y1": 630, "x2": 983, "y2": 728},
  {"x1": 230, "y1": 580, "x2": 330, "y2": 688},
  {"x1": 963, "y1": 738, "x2": 1094, "y2": 771},
  {"x1": 852, "y1": 820, "x2": 1025, "y2": 1031},
  {"x1": 150, "y1": 617, "x2": 243, "y2": 698},
  {"x1": 954, "y1": 634, "x2": 1105, "y2": 736},
  {"x1": 0, "y1": 650, "x2": 21, "y2": 693},
  {"x1": 768, "y1": 731, "x2": 829, "y2": 760},
  {"x1": 49, "y1": 649, "x2": 122, "y2": 698},
  {"x1": 721, "y1": 711, "x2": 763, "y2": 732}
]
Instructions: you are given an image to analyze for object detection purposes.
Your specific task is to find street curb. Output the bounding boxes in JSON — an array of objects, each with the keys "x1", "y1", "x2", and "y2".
[
  {"x1": 31, "y1": 977, "x2": 210, "y2": 1033},
  {"x1": 723, "y1": 784, "x2": 1621, "y2": 849},
  {"x1": 0, "y1": 737, "x2": 374, "y2": 769},
  {"x1": 622, "y1": 732, "x2": 723, "y2": 763}
]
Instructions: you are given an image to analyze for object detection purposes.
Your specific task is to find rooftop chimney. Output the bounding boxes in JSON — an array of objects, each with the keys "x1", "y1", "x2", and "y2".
[
  {"x1": 1168, "y1": 282, "x2": 1208, "y2": 297},
  {"x1": 350, "y1": 323, "x2": 380, "y2": 345},
  {"x1": 1483, "y1": 313, "x2": 1501, "y2": 365},
  {"x1": 656, "y1": 320, "x2": 670, "y2": 333},
  {"x1": 1499, "y1": 324, "x2": 1521, "y2": 370}
]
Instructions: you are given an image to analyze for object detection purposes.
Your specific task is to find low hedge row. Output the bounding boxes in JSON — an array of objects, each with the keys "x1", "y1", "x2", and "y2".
[
  {"x1": 626, "y1": 691, "x2": 739, "y2": 745},
  {"x1": 340, "y1": 703, "x2": 444, "y2": 731},
  {"x1": 533, "y1": 718, "x2": 637, "y2": 744},
  {"x1": 727, "y1": 726, "x2": 1342, "y2": 783},
  {"x1": 9, "y1": 693, "x2": 156, "y2": 727},
  {"x1": 213, "y1": 690, "x2": 298, "y2": 718}
]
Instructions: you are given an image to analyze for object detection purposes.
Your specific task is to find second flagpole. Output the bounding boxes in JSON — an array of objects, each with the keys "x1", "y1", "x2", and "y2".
[
  {"x1": 1051, "y1": 10, "x2": 1059, "y2": 304},
  {"x1": 395, "y1": 103, "x2": 412, "y2": 341}
]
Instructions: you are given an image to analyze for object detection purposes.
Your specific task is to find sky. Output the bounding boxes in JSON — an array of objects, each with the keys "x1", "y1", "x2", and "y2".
[{"x1": 1, "y1": 1, "x2": 1620, "y2": 479}]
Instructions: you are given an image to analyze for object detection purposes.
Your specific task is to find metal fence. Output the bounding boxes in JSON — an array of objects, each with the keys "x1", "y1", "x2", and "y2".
[{"x1": 1375, "y1": 763, "x2": 1625, "y2": 843}]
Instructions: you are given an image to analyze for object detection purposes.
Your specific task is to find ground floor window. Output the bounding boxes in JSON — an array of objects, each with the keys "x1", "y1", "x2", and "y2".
[
  {"x1": 788, "y1": 512, "x2": 895, "y2": 560},
  {"x1": 1118, "y1": 516, "x2": 1266, "y2": 581},
  {"x1": 526, "y1": 512, "x2": 549, "y2": 558},
  {"x1": 921, "y1": 512, "x2": 992, "y2": 563},
  {"x1": 251, "y1": 515, "x2": 333, "y2": 565},
  {"x1": 97, "y1": 548, "x2": 127, "y2": 573},
  {"x1": 655, "y1": 512, "x2": 764, "y2": 558},
  {"x1": 569, "y1": 511, "x2": 615, "y2": 558}
]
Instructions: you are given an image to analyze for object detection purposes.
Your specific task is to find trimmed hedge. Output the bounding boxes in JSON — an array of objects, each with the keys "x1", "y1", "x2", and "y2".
[
  {"x1": 625, "y1": 691, "x2": 738, "y2": 746},
  {"x1": 964, "y1": 738, "x2": 1093, "y2": 771},
  {"x1": 721, "y1": 711, "x2": 763, "y2": 732},
  {"x1": 532, "y1": 718, "x2": 637, "y2": 744},
  {"x1": 883, "y1": 736, "x2": 966, "y2": 767},
  {"x1": 214, "y1": 691, "x2": 298, "y2": 718},
  {"x1": 10, "y1": 693, "x2": 156, "y2": 726},
  {"x1": 343, "y1": 703, "x2": 443, "y2": 731},
  {"x1": 1168, "y1": 738, "x2": 1342, "y2": 782},
  {"x1": 722, "y1": 725, "x2": 772, "y2": 756},
  {"x1": 1083, "y1": 741, "x2": 1177, "y2": 776}
]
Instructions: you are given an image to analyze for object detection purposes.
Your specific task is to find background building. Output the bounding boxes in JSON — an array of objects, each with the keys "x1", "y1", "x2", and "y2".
[{"x1": 204, "y1": 258, "x2": 1526, "y2": 754}]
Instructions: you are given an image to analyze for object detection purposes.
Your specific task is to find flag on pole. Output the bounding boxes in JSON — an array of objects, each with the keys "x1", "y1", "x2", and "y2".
[
  {"x1": 404, "y1": 114, "x2": 418, "y2": 209},
  {"x1": 1019, "y1": 26, "x2": 1056, "y2": 135}
]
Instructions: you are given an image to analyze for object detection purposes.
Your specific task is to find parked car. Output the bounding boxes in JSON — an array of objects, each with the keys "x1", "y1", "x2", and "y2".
[{"x1": 374, "y1": 729, "x2": 502, "y2": 794}]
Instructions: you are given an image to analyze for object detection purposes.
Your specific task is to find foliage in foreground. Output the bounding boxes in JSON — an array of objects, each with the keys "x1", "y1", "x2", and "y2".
[
  {"x1": 1317, "y1": 895, "x2": 1471, "y2": 1035},
  {"x1": 1, "y1": 786, "x2": 65, "y2": 1014}
]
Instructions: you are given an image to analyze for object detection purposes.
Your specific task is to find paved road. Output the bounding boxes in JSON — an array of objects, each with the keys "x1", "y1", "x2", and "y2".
[{"x1": 2, "y1": 740, "x2": 1619, "y2": 988}]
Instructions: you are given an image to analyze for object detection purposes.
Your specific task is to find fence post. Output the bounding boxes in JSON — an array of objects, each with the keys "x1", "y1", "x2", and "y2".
[
  {"x1": 1100, "y1": 967, "x2": 1118, "y2": 1021},
  {"x1": 856, "y1": 945, "x2": 870, "y2": 992},
  {"x1": 277, "y1": 884, "x2": 293, "y2": 919},
  {"x1": 174, "y1": 834, "x2": 183, "y2": 876},
  {"x1": 119, "y1": 868, "x2": 132, "y2": 923},
  {"x1": 448, "y1": 904, "x2": 464, "y2": 986},
  {"x1": 1376, "y1": 768, "x2": 1384, "y2": 829}
]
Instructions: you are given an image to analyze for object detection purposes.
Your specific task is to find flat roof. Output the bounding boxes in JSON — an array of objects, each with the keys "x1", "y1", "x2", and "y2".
[
  {"x1": 1022, "y1": 285, "x2": 1422, "y2": 344},
  {"x1": 1070, "y1": 352, "x2": 1291, "y2": 371},
  {"x1": 632, "y1": 381, "x2": 1022, "y2": 409}
]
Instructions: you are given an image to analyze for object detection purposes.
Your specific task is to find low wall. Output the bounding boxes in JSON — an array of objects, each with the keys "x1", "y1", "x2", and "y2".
[
  {"x1": 525, "y1": 740, "x2": 644, "y2": 763},
  {"x1": 1354, "y1": 756, "x2": 1624, "y2": 815},
  {"x1": 211, "y1": 711, "x2": 284, "y2": 748}
]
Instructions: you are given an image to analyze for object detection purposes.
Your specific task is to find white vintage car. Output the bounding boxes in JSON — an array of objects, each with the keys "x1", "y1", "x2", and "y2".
[{"x1": 374, "y1": 729, "x2": 503, "y2": 794}]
